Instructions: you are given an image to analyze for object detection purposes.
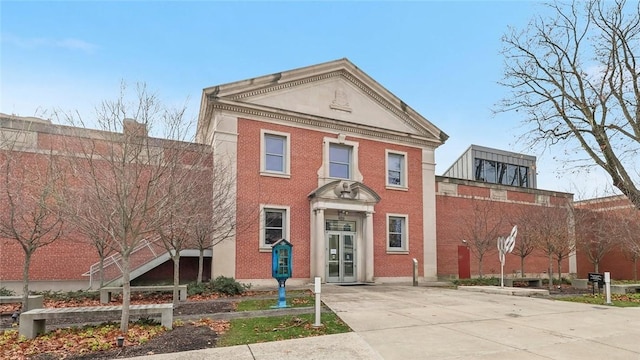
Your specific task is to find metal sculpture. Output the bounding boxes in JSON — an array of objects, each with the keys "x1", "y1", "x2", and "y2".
[{"x1": 497, "y1": 225, "x2": 517, "y2": 287}]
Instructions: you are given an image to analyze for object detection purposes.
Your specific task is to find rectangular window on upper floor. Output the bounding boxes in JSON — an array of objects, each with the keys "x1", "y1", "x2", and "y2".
[
  {"x1": 260, "y1": 130, "x2": 290, "y2": 178},
  {"x1": 329, "y1": 143, "x2": 352, "y2": 179},
  {"x1": 386, "y1": 150, "x2": 408, "y2": 190}
]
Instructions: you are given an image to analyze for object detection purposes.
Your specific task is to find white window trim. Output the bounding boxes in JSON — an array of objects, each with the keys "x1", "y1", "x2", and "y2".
[
  {"x1": 259, "y1": 204, "x2": 291, "y2": 252},
  {"x1": 260, "y1": 129, "x2": 291, "y2": 178},
  {"x1": 385, "y1": 149, "x2": 408, "y2": 190},
  {"x1": 319, "y1": 135, "x2": 363, "y2": 182},
  {"x1": 386, "y1": 213, "x2": 409, "y2": 253}
]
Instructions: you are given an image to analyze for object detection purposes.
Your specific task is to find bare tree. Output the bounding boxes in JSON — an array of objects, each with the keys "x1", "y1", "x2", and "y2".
[
  {"x1": 617, "y1": 208, "x2": 640, "y2": 280},
  {"x1": 190, "y1": 158, "x2": 238, "y2": 284},
  {"x1": 509, "y1": 208, "x2": 538, "y2": 277},
  {"x1": 156, "y1": 145, "x2": 213, "y2": 305},
  {"x1": 56, "y1": 83, "x2": 196, "y2": 332},
  {"x1": 575, "y1": 208, "x2": 617, "y2": 273},
  {"x1": 460, "y1": 199, "x2": 504, "y2": 277},
  {"x1": 0, "y1": 130, "x2": 65, "y2": 311},
  {"x1": 59, "y1": 182, "x2": 116, "y2": 288},
  {"x1": 499, "y1": 1, "x2": 640, "y2": 208},
  {"x1": 529, "y1": 206, "x2": 573, "y2": 289}
]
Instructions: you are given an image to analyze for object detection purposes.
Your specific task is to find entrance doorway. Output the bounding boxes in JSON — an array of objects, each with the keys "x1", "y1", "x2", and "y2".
[{"x1": 326, "y1": 220, "x2": 356, "y2": 283}]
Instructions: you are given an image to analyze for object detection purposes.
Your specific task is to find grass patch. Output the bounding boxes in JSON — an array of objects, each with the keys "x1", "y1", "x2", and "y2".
[
  {"x1": 236, "y1": 295, "x2": 314, "y2": 311},
  {"x1": 217, "y1": 313, "x2": 350, "y2": 346},
  {"x1": 557, "y1": 293, "x2": 640, "y2": 307}
]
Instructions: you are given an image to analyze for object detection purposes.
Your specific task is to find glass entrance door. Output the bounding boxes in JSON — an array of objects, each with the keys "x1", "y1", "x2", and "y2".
[{"x1": 326, "y1": 231, "x2": 356, "y2": 283}]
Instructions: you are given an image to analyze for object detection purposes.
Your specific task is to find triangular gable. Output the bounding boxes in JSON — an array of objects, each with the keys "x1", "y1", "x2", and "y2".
[{"x1": 200, "y1": 58, "x2": 448, "y2": 147}]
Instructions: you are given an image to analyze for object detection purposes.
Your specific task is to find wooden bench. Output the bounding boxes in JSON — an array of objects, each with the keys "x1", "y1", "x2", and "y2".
[
  {"x1": 0, "y1": 295, "x2": 44, "y2": 310},
  {"x1": 610, "y1": 284, "x2": 640, "y2": 295},
  {"x1": 100, "y1": 285, "x2": 187, "y2": 304},
  {"x1": 19, "y1": 303, "x2": 173, "y2": 339},
  {"x1": 504, "y1": 278, "x2": 542, "y2": 288}
]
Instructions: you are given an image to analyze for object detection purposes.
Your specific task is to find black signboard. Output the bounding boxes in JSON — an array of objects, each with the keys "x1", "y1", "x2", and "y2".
[
  {"x1": 588, "y1": 272, "x2": 603, "y2": 284},
  {"x1": 588, "y1": 272, "x2": 604, "y2": 294}
]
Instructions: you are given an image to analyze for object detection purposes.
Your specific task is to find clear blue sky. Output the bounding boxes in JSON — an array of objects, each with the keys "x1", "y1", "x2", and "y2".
[{"x1": 0, "y1": 1, "x2": 614, "y2": 198}]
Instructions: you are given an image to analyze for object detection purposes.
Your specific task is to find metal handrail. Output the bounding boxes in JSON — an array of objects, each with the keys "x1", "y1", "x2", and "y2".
[{"x1": 82, "y1": 235, "x2": 164, "y2": 288}]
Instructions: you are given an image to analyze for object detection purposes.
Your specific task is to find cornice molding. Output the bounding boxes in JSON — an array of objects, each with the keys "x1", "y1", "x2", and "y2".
[
  {"x1": 211, "y1": 102, "x2": 440, "y2": 148},
  {"x1": 224, "y1": 70, "x2": 436, "y2": 140}
]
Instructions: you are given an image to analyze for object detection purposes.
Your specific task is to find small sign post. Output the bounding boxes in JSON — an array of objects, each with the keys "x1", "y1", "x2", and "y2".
[{"x1": 588, "y1": 272, "x2": 604, "y2": 295}]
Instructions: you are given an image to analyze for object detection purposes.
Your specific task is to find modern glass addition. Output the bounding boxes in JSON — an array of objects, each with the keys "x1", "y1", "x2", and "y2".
[{"x1": 475, "y1": 158, "x2": 529, "y2": 187}]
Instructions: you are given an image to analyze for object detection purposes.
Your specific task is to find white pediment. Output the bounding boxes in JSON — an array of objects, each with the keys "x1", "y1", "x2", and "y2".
[
  {"x1": 241, "y1": 76, "x2": 419, "y2": 135},
  {"x1": 202, "y1": 59, "x2": 447, "y2": 146}
]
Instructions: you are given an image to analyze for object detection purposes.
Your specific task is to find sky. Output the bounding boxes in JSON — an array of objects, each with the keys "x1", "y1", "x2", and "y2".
[{"x1": 0, "y1": 1, "x2": 618, "y2": 199}]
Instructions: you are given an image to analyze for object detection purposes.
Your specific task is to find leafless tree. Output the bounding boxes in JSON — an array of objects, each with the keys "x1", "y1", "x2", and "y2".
[
  {"x1": 617, "y1": 208, "x2": 640, "y2": 280},
  {"x1": 509, "y1": 208, "x2": 538, "y2": 277},
  {"x1": 156, "y1": 145, "x2": 213, "y2": 305},
  {"x1": 529, "y1": 206, "x2": 573, "y2": 289},
  {"x1": 0, "y1": 128, "x2": 65, "y2": 311},
  {"x1": 575, "y1": 208, "x2": 618, "y2": 273},
  {"x1": 499, "y1": 1, "x2": 640, "y2": 208},
  {"x1": 189, "y1": 158, "x2": 238, "y2": 284},
  {"x1": 59, "y1": 181, "x2": 116, "y2": 288},
  {"x1": 55, "y1": 83, "x2": 197, "y2": 332},
  {"x1": 460, "y1": 199, "x2": 504, "y2": 277}
]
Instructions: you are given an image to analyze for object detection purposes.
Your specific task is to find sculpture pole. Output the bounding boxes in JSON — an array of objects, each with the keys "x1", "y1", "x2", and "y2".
[{"x1": 497, "y1": 225, "x2": 517, "y2": 287}]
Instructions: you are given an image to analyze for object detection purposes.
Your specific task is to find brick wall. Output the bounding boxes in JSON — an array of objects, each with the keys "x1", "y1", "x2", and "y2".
[
  {"x1": 436, "y1": 179, "x2": 573, "y2": 279},
  {"x1": 234, "y1": 118, "x2": 425, "y2": 280}
]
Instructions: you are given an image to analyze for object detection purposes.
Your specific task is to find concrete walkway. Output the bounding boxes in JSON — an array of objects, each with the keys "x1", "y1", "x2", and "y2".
[
  {"x1": 322, "y1": 284, "x2": 640, "y2": 359},
  {"x1": 127, "y1": 284, "x2": 640, "y2": 359}
]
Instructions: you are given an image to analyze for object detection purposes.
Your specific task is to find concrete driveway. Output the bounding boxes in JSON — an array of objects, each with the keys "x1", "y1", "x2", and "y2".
[{"x1": 321, "y1": 284, "x2": 640, "y2": 360}]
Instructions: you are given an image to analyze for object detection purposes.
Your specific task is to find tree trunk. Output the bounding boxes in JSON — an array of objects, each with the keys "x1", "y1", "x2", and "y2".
[
  {"x1": 478, "y1": 253, "x2": 484, "y2": 278},
  {"x1": 557, "y1": 259, "x2": 562, "y2": 283},
  {"x1": 520, "y1": 256, "x2": 525, "y2": 278},
  {"x1": 595, "y1": 262, "x2": 599, "y2": 273},
  {"x1": 99, "y1": 256, "x2": 105, "y2": 288},
  {"x1": 634, "y1": 255, "x2": 638, "y2": 282},
  {"x1": 22, "y1": 252, "x2": 32, "y2": 311},
  {"x1": 120, "y1": 255, "x2": 131, "y2": 333},
  {"x1": 548, "y1": 255, "x2": 554, "y2": 290},
  {"x1": 173, "y1": 253, "x2": 180, "y2": 307},
  {"x1": 197, "y1": 249, "x2": 204, "y2": 284}
]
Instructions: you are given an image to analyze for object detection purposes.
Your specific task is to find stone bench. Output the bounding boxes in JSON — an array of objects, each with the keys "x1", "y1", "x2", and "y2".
[
  {"x1": 100, "y1": 285, "x2": 187, "y2": 304},
  {"x1": 0, "y1": 295, "x2": 44, "y2": 310},
  {"x1": 610, "y1": 284, "x2": 640, "y2": 295},
  {"x1": 19, "y1": 303, "x2": 173, "y2": 339},
  {"x1": 504, "y1": 278, "x2": 542, "y2": 288}
]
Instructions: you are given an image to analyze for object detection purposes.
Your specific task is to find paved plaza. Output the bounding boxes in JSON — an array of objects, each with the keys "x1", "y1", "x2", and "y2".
[{"x1": 131, "y1": 284, "x2": 640, "y2": 359}]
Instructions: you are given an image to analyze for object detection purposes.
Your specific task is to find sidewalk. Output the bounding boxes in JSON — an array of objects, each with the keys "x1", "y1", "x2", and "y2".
[{"x1": 126, "y1": 283, "x2": 640, "y2": 359}]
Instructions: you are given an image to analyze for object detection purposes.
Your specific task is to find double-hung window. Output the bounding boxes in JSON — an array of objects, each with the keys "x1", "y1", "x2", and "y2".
[
  {"x1": 387, "y1": 214, "x2": 408, "y2": 252},
  {"x1": 261, "y1": 130, "x2": 290, "y2": 177},
  {"x1": 386, "y1": 150, "x2": 407, "y2": 189},
  {"x1": 260, "y1": 205, "x2": 290, "y2": 250},
  {"x1": 329, "y1": 143, "x2": 352, "y2": 179}
]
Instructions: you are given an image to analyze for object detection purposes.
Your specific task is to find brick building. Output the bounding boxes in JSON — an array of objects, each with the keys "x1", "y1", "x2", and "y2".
[{"x1": 2, "y1": 59, "x2": 634, "y2": 293}]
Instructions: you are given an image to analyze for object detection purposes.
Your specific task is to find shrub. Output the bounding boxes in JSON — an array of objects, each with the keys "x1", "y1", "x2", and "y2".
[
  {"x1": 0, "y1": 287, "x2": 16, "y2": 296},
  {"x1": 452, "y1": 277, "x2": 500, "y2": 286},
  {"x1": 187, "y1": 282, "x2": 215, "y2": 296},
  {"x1": 211, "y1": 276, "x2": 250, "y2": 296},
  {"x1": 35, "y1": 289, "x2": 100, "y2": 302}
]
